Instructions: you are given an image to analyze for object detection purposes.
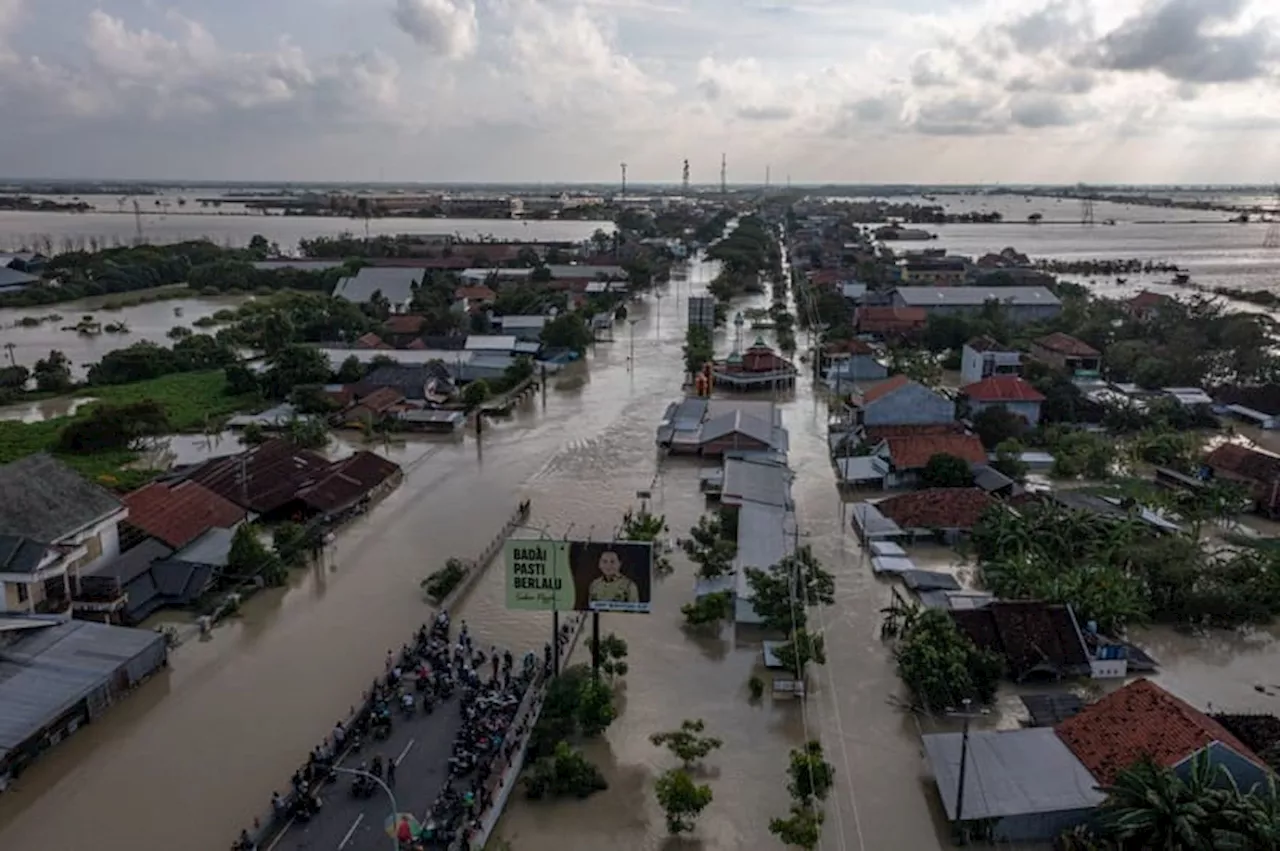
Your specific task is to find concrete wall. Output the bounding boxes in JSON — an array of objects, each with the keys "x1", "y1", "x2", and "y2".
[
  {"x1": 864, "y1": 383, "x2": 955, "y2": 427},
  {"x1": 960, "y1": 345, "x2": 1022, "y2": 385},
  {"x1": 969, "y1": 399, "x2": 1041, "y2": 426}
]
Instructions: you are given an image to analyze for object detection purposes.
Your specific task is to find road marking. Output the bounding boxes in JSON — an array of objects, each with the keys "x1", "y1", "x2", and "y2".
[
  {"x1": 264, "y1": 818, "x2": 295, "y2": 851},
  {"x1": 338, "y1": 813, "x2": 364, "y2": 850},
  {"x1": 396, "y1": 738, "x2": 415, "y2": 765}
]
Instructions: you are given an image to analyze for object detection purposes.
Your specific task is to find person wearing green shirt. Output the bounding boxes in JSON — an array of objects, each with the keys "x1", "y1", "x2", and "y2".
[{"x1": 587, "y1": 549, "x2": 639, "y2": 606}]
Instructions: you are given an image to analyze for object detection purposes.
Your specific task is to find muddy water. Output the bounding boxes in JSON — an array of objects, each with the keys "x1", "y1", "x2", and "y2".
[{"x1": 0, "y1": 294, "x2": 247, "y2": 372}]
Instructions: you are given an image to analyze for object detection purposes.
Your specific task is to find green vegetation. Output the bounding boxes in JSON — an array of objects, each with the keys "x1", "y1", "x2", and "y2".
[
  {"x1": 227, "y1": 524, "x2": 288, "y2": 587},
  {"x1": 523, "y1": 664, "x2": 617, "y2": 802},
  {"x1": 650, "y1": 719, "x2": 723, "y2": 770},
  {"x1": 681, "y1": 591, "x2": 734, "y2": 628},
  {"x1": 654, "y1": 768, "x2": 713, "y2": 835},
  {"x1": 706, "y1": 215, "x2": 780, "y2": 300},
  {"x1": 522, "y1": 741, "x2": 608, "y2": 801},
  {"x1": 540, "y1": 312, "x2": 594, "y2": 355},
  {"x1": 683, "y1": 324, "x2": 714, "y2": 377},
  {"x1": 1059, "y1": 753, "x2": 1280, "y2": 850},
  {"x1": 744, "y1": 547, "x2": 836, "y2": 676},
  {"x1": 920, "y1": 453, "x2": 975, "y2": 488},
  {"x1": 769, "y1": 741, "x2": 836, "y2": 850},
  {"x1": 421, "y1": 558, "x2": 468, "y2": 603},
  {"x1": 747, "y1": 674, "x2": 765, "y2": 700},
  {"x1": 619, "y1": 508, "x2": 672, "y2": 575},
  {"x1": 680, "y1": 509, "x2": 738, "y2": 579},
  {"x1": 461, "y1": 380, "x2": 491, "y2": 408},
  {"x1": 973, "y1": 499, "x2": 1280, "y2": 630},
  {"x1": 594, "y1": 632, "x2": 630, "y2": 682},
  {"x1": 888, "y1": 603, "x2": 1003, "y2": 711}
]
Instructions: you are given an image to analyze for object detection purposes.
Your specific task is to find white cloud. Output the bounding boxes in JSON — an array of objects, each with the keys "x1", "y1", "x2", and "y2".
[{"x1": 392, "y1": 0, "x2": 478, "y2": 60}]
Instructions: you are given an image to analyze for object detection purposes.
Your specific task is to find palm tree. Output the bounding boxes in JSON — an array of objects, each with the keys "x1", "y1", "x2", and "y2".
[{"x1": 1096, "y1": 753, "x2": 1250, "y2": 850}]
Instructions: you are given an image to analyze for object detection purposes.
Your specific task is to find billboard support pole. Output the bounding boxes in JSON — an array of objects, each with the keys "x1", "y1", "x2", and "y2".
[
  {"x1": 591, "y1": 611, "x2": 601, "y2": 680},
  {"x1": 552, "y1": 608, "x2": 561, "y2": 678}
]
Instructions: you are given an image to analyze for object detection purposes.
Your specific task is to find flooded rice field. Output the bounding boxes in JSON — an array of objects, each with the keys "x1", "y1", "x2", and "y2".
[{"x1": 2, "y1": 253, "x2": 1280, "y2": 851}]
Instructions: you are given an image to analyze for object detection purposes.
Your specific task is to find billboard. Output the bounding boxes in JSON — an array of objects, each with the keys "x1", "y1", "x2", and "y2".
[{"x1": 504, "y1": 539, "x2": 653, "y2": 614}]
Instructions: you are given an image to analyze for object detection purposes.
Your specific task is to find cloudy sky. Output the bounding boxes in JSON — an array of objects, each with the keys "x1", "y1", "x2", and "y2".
[{"x1": 0, "y1": 0, "x2": 1277, "y2": 183}]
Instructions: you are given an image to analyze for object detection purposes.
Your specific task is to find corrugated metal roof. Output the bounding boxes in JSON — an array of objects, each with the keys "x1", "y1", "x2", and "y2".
[
  {"x1": 721, "y1": 458, "x2": 792, "y2": 508},
  {"x1": 699, "y1": 410, "x2": 774, "y2": 445},
  {"x1": 333, "y1": 267, "x2": 423, "y2": 304},
  {"x1": 465, "y1": 335, "x2": 519, "y2": 352},
  {"x1": 171, "y1": 526, "x2": 235, "y2": 567},
  {"x1": 734, "y1": 502, "x2": 795, "y2": 624},
  {"x1": 0, "y1": 618, "x2": 166, "y2": 758},
  {"x1": 850, "y1": 502, "x2": 904, "y2": 539},
  {"x1": 0, "y1": 454, "x2": 124, "y2": 544},
  {"x1": 923, "y1": 728, "x2": 1105, "y2": 820},
  {"x1": 498, "y1": 315, "x2": 547, "y2": 329}
]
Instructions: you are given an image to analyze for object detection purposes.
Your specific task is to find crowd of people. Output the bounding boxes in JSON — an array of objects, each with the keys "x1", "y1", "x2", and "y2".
[{"x1": 231, "y1": 606, "x2": 581, "y2": 851}]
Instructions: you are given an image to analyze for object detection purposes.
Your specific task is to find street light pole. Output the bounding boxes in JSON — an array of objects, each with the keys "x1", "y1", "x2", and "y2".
[
  {"x1": 949, "y1": 697, "x2": 983, "y2": 846},
  {"x1": 329, "y1": 766, "x2": 400, "y2": 851}
]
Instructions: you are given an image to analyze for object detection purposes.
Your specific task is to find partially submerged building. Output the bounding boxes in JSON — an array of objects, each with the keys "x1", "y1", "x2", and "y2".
[
  {"x1": 0, "y1": 615, "x2": 167, "y2": 786},
  {"x1": 656, "y1": 398, "x2": 789, "y2": 457}
]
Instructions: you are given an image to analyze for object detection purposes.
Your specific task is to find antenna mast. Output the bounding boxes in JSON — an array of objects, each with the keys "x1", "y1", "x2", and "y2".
[
  {"x1": 131, "y1": 199, "x2": 144, "y2": 244},
  {"x1": 720, "y1": 153, "x2": 727, "y2": 195},
  {"x1": 620, "y1": 163, "x2": 627, "y2": 200},
  {"x1": 1079, "y1": 184, "x2": 1096, "y2": 226},
  {"x1": 682, "y1": 159, "x2": 690, "y2": 193}
]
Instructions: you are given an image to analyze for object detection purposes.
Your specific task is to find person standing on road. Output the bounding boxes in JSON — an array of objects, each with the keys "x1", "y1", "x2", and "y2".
[{"x1": 387, "y1": 758, "x2": 397, "y2": 788}]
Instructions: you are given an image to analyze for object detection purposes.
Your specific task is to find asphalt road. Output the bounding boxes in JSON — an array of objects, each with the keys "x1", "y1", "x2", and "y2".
[{"x1": 267, "y1": 696, "x2": 464, "y2": 851}]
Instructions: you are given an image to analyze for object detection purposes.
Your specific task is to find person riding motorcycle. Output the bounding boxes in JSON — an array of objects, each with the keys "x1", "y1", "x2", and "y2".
[{"x1": 371, "y1": 755, "x2": 384, "y2": 779}]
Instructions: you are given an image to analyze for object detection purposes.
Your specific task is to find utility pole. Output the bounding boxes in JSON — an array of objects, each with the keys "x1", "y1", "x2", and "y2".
[
  {"x1": 620, "y1": 163, "x2": 627, "y2": 200},
  {"x1": 682, "y1": 159, "x2": 690, "y2": 193},
  {"x1": 1265, "y1": 184, "x2": 1280, "y2": 249},
  {"x1": 766, "y1": 165, "x2": 771, "y2": 189},
  {"x1": 720, "y1": 153, "x2": 727, "y2": 195},
  {"x1": 950, "y1": 698, "x2": 984, "y2": 846}
]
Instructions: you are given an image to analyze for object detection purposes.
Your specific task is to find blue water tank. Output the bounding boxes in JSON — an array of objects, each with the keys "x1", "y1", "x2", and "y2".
[{"x1": 1086, "y1": 620, "x2": 1098, "y2": 635}]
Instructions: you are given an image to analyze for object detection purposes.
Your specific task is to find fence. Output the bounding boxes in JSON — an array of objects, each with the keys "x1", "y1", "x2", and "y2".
[
  {"x1": 461, "y1": 611, "x2": 590, "y2": 850},
  {"x1": 234, "y1": 500, "x2": 530, "y2": 851}
]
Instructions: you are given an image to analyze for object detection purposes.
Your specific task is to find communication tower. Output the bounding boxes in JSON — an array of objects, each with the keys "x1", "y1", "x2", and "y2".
[
  {"x1": 766, "y1": 165, "x2": 771, "y2": 189},
  {"x1": 131, "y1": 199, "x2": 144, "y2": 244},
  {"x1": 1079, "y1": 184, "x2": 1095, "y2": 226},
  {"x1": 620, "y1": 163, "x2": 627, "y2": 200},
  {"x1": 682, "y1": 159, "x2": 690, "y2": 192},
  {"x1": 1266, "y1": 185, "x2": 1280, "y2": 249},
  {"x1": 720, "y1": 153, "x2": 727, "y2": 195}
]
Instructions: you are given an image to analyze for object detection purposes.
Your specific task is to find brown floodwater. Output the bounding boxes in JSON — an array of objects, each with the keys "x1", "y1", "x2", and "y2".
[{"x1": 0, "y1": 253, "x2": 1267, "y2": 851}]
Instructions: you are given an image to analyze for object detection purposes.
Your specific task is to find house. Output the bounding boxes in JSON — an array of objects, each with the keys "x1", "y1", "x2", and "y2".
[
  {"x1": 874, "y1": 488, "x2": 994, "y2": 541},
  {"x1": 847, "y1": 375, "x2": 956, "y2": 430},
  {"x1": 656, "y1": 398, "x2": 789, "y2": 458},
  {"x1": 856, "y1": 305, "x2": 927, "y2": 338},
  {"x1": 294, "y1": 451, "x2": 404, "y2": 519},
  {"x1": 497, "y1": 315, "x2": 548, "y2": 341},
  {"x1": 354, "y1": 332, "x2": 393, "y2": 350},
  {"x1": 0, "y1": 455, "x2": 128, "y2": 614},
  {"x1": 1213, "y1": 385, "x2": 1280, "y2": 430},
  {"x1": 712, "y1": 338, "x2": 798, "y2": 392},
  {"x1": 0, "y1": 616, "x2": 168, "y2": 784},
  {"x1": 355, "y1": 362, "x2": 454, "y2": 401},
  {"x1": 950, "y1": 601, "x2": 1091, "y2": 682},
  {"x1": 333, "y1": 267, "x2": 424, "y2": 313},
  {"x1": 382, "y1": 314, "x2": 426, "y2": 346},
  {"x1": 180, "y1": 439, "x2": 333, "y2": 520},
  {"x1": 891, "y1": 286, "x2": 1062, "y2": 324},
  {"x1": 1203, "y1": 443, "x2": 1280, "y2": 517},
  {"x1": 1126, "y1": 289, "x2": 1173, "y2": 320},
  {"x1": 902, "y1": 256, "x2": 967, "y2": 285},
  {"x1": 1047, "y1": 491, "x2": 1183, "y2": 534},
  {"x1": 0, "y1": 266, "x2": 39, "y2": 294},
  {"x1": 546, "y1": 264, "x2": 627, "y2": 281},
  {"x1": 341, "y1": 387, "x2": 406, "y2": 426},
  {"x1": 1029, "y1": 332, "x2": 1101, "y2": 378},
  {"x1": 1056, "y1": 678, "x2": 1272, "y2": 788},
  {"x1": 874, "y1": 434, "x2": 987, "y2": 488},
  {"x1": 720, "y1": 456, "x2": 793, "y2": 510},
  {"x1": 960, "y1": 336, "x2": 1022, "y2": 385},
  {"x1": 732, "y1": 499, "x2": 796, "y2": 625},
  {"x1": 820, "y1": 339, "x2": 887, "y2": 387},
  {"x1": 454, "y1": 285, "x2": 497, "y2": 313},
  {"x1": 119, "y1": 480, "x2": 247, "y2": 552},
  {"x1": 960, "y1": 376, "x2": 1045, "y2": 426}
]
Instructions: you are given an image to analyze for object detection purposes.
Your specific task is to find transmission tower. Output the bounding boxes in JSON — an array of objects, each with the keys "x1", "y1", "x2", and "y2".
[
  {"x1": 682, "y1": 159, "x2": 689, "y2": 192},
  {"x1": 131, "y1": 199, "x2": 144, "y2": 244},
  {"x1": 1080, "y1": 194, "x2": 1096, "y2": 226},
  {"x1": 620, "y1": 162, "x2": 627, "y2": 200},
  {"x1": 1265, "y1": 185, "x2": 1280, "y2": 249},
  {"x1": 720, "y1": 153, "x2": 727, "y2": 195},
  {"x1": 765, "y1": 165, "x2": 771, "y2": 189}
]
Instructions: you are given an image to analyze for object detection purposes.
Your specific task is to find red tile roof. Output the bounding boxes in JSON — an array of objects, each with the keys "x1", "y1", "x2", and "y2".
[
  {"x1": 122, "y1": 480, "x2": 247, "y2": 550},
  {"x1": 875, "y1": 487, "x2": 995, "y2": 529},
  {"x1": 405, "y1": 338, "x2": 427, "y2": 350},
  {"x1": 1129, "y1": 290, "x2": 1171, "y2": 309},
  {"x1": 355, "y1": 332, "x2": 392, "y2": 350},
  {"x1": 962, "y1": 376, "x2": 1045, "y2": 403},
  {"x1": 1034, "y1": 332, "x2": 1099, "y2": 358},
  {"x1": 864, "y1": 423, "x2": 965, "y2": 442},
  {"x1": 858, "y1": 374, "x2": 911, "y2": 404},
  {"x1": 965, "y1": 335, "x2": 1015, "y2": 353},
  {"x1": 297, "y1": 451, "x2": 402, "y2": 514},
  {"x1": 1055, "y1": 678, "x2": 1267, "y2": 785},
  {"x1": 352, "y1": 387, "x2": 404, "y2": 414},
  {"x1": 184, "y1": 439, "x2": 332, "y2": 514},
  {"x1": 455, "y1": 285, "x2": 497, "y2": 302},
  {"x1": 1204, "y1": 442, "x2": 1280, "y2": 483},
  {"x1": 883, "y1": 433, "x2": 987, "y2": 469},
  {"x1": 824, "y1": 339, "x2": 876, "y2": 356},
  {"x1": 384, "y1": 315, "x2": 426, "y2": 335}
]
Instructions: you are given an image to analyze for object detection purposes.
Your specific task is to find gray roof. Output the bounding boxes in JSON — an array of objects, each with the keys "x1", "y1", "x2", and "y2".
[
  {"x1": 894, "y1": 286, "x2": 1061, "y2": 307},
  {"x1": 917, "y1": 589, "x2": 996, "y2": 610},
  {"x1": 0, "y1": 267, "x2": 39, "y2": 289},
  {"x1": 0, "y1": 617, "x2": 166, "y2": 759},
  {"x1": 0, "y1": 454, "x2": 124, "y2": 543},
  {"x1": 171, "y1": 526, "x2": 235, "y2": 567},
  {"x1": 546, "y1": 264, "x2": 626, "y2": 280},
  {"x1": 497, "y1": 315, "x2": 548, "y2": 330},
  {"x1": 722, "y1": 457, "x2": 792, "y2": 508},
  {"x1": 923, "y1": 728, "x2": 1106, "y2": 820},
  {"x1": 850, "y1": 502, "x2": 904, "y2": 539},
  {"x1": 86, "y1": 538, "x2": 174, "y2": 584},
  {"x1": 251, "y1": 260, "x2": 345, "y2": 272},
  {"x1": 465, "y1": 335, "x2": 520, "y2": 352},
  {"x1": 734, "y1": 501, "x2": 795, "y2": 624},
  {"x1": 700, "y1": 410, "x2": 775, "y2": 446},
  {"x1": 0, "y1": 535, "x2": 54, "y2": 575},
  {"x1": 657, "y1": 397, "x2": 709, "y2": 442},
  {"x1": 974, "y1": 466, "x2": 1015, "y2": 493},
  {"x1": 333, "y1": 267, "x2": 424, "y2": 305},
  {"x1": 902, "y1": 569, "x2": 962, "y2": 592},
  {"x1": 397, "y1": 409, "x2": 467, "y2": 425}
]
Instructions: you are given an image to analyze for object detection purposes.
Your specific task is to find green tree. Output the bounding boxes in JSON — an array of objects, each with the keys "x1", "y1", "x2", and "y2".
[
  {"x1": 33, "y1": 349, "x2": 73, "y2": 392},
  {"x1": 283, "y1": 416, "x2": 329, "y2": 450},
  {"x1": 972, "y1": 405, "x2": 1026, "y2": 450},
  {"x1": 774, "y1": 629, "x2": 827, "y2": 673},
  {"x1": 787, "y1": 740, "x2": 835, "y2": 804},
  {"x1": 335, "y1": 355, "x2": 365, "y2": 384},
  {"x1": 1094, "y1": 753, "x2": 1247, "y2": 850},
  {"x1": 541, "y1": 313, "x2": 593, "y2": 354},
  {"x1": 681, "y1": 591, "x2": 734, "y2": 627},
  {"x1": 649, "y1": 719, "x2": 723, "y2": 769},
  {"x1": 992, "y1": 439, "x2": 1029, "y2": 480},
  {"x1": 654, "y1": 768, "x2": 713, "y2": 835},
  {"x1": 596, "y1": 633, "x2": 629, "y2": 681},
  {"x1": 224, "y1": 363, "x2": 260, "y2": 396},
  {"x1": 891, "y1": 608, "x2": 1003, "y2": 711},
  {"x1": 769, "y1": 805, "x2": 824, "y2": 849},
  {"x1": 261, "y1": 344, "x2": 331, "y2": 399},
  {"x1": 272, "y1": 522, "x2": 308, "y2": 567},
  {"x1": 0, "y1": 364, "x2": 30, "y2": 390},
  {"x1": 523, "y1": 741, "x2": 608, "y2": 801},
  {"x1": 743, "y1": 547, "x2": 836, "y2": 634},
  {"x1": 227, "y1": 524, "x2": 287, "y2": 587},
  {"x1": 683, "y1": 324, "x2": 714, "y2": 377},
  {"x1": 56, "y1": 400, "x2": 169, "y2": 453},
  {"x1": 576, "y1": 677, "x2": 616, "y2": 737},
  {"x1": 920, "y1": 453, "x2": 975, "y2": 488},
  {"x1": 462, "y1": 379, "x2": 491, "y2": 408},
  {"x1": 680, "y1": 512, "x2": 737, "y2": 578}
]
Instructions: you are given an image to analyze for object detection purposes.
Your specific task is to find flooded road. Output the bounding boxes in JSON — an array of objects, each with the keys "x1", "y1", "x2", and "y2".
[{"x1": 3, "y1": 252, "x2": 1276, "y2": 851}]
